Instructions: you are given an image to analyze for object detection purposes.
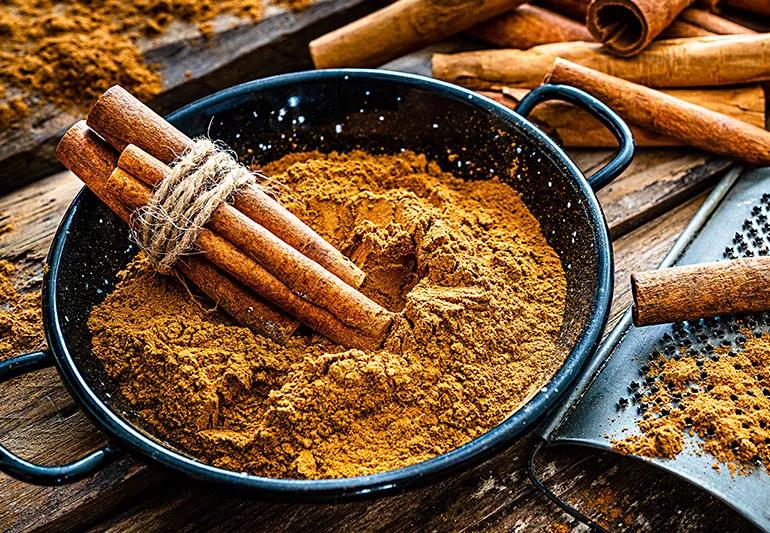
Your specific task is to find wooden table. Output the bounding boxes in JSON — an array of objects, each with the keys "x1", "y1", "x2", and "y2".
[{"x1": 0, "y1": 6, "x2": 763, "y2": 533}]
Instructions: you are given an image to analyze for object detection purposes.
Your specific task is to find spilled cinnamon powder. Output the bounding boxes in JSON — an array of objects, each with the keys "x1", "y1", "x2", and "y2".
[
  {"x1": 0, "y1": 260, "x2": 45, "y2": 360},
  {"x1": 0, "y1": 0, "x2": 312, "y2": 129},
  {"x1": 614, "y1": 328, "x2": 770, "y2": 476},
  {"x1": 88, "y1": 150, "x2": 568, "y2": 478}
]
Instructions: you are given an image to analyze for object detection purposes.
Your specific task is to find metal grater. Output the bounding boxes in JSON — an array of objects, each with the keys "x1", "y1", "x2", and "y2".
[{"x1": 540, "y1": 166, "x2": 770, "y2": 531}]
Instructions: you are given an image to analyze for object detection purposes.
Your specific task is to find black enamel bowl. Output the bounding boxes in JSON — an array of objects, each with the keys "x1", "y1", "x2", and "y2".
[{"x1": 0, "y1": 70, "x2": 633, "y2": 498}]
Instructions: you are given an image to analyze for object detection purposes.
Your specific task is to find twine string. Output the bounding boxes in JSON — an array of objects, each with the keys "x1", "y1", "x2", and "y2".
[{"x1": 132, "y1": 138, "x2": 255, "y2": 272}]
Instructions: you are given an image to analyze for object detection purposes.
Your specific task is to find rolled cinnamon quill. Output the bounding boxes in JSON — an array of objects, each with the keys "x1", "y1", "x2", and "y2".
[
  {"x1": 103, "y1": 166, "x2": 390, "y2": 350},
  {"x1": 535, "y1": 0, "x2": 589, "y2": 19},
  {"x1": 632, "y1": 257, "x2": 770, "y2": 326},
  {"x1": 469, "y1": 4, "x2": 592, "y2": 49},
  {"x1": 57, "y1": 122, "x2": 299, "y2": 343},
  {"x1": 586, "y1": 0, "x2": 694, "y2": 57},
  {"x1": 675, "y1": 7, "x2": 755, "y2": 34},
  {"x1": 308, "y1": 0, "x2": 525, "y2": 69},
  {"x1": 87, "y1": 86, "x2": 364, "y2": 289},
  {"x1": 702, "y1": 0, "x2": 770, "y2": 16},
  {"x1": 483, "y1": 85, "x2": 765, "y2": 148},
  {"x1": 114, "y1": 144, "x2": 393, "y2": 346},
  {"x1": 432, "y1": 35, "x2": 770, "y2": 89},
  {"x1": 545, "y1": 59, "x2": 770, "y2": 166}
]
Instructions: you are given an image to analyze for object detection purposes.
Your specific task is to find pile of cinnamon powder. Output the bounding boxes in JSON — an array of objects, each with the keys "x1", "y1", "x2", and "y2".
[
  {"x1": 614, "y1": 328, "x2": 770, "y2": 475},
  {"x1": 0, "y1": 0, "x2": 311, "y2": 129},
  {"x1": 88, "y1": 150, "x2": 567, "y2": 478}
]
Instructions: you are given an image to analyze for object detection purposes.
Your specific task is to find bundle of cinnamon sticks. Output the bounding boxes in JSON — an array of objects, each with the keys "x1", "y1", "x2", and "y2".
[
  {"x1": 58, "y1": 87, "x2": 394, "y2": 351},
  {"x1": 310, "y1": 0, "x2": 769, "y2": 160}
]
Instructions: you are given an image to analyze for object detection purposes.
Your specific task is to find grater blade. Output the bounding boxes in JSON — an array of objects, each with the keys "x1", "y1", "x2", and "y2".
[{"x1": 544, "y1": 166, "x2": 770, "y2": 532}]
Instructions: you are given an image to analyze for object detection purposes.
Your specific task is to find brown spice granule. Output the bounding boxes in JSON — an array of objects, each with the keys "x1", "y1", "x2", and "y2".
[
  {"x1": 0, "y1": 0, "x2": 312, "y2": 129},
  {"x1": 0, "y1": 260, "x2": 45, "y2": 360},
  {"x1": 613, "y1": 330, "x2": 770, "y2": 475},
  {"x1": 88, "y1": 150, "x2": 568, "y2": 479}
]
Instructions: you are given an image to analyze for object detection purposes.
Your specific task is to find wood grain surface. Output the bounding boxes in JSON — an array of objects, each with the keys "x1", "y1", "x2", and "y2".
[
  {"x1": 0, "y1": 0, "x2": 384, "y2": 193},
  {"x1": 0, "y1": 14, "x2": 760, "y2": 530}
]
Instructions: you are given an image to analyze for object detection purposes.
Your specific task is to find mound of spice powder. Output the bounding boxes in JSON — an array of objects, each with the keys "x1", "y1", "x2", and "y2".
[
  {"x1": 88, "y1": 150, "x2": 568, "y2": 478},
  {"x1": 0, "y1": 0, "x2": 311, "y2": 129},
  {"x1": 614, "y1": 328, "x2": 770, "y2": 475}
]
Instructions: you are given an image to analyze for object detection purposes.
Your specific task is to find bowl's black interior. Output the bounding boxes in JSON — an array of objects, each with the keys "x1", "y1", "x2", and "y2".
[{"x1": 50, "y1": 70, "x2": 608, "y2": 491}]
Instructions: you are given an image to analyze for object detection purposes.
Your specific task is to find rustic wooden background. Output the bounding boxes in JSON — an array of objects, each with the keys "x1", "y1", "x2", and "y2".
[{"x1": 0, "y1": 2, "x2": 763, "y2": 531}]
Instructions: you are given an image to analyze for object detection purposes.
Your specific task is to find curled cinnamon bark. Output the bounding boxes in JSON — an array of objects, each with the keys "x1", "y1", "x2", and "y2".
[
  {"x1": 545, "y1": 58, "x2": 770, "y2": 166},
  {"x1": 308, "y1": 0, "x2": 525, "y2": 69},
  {"x1": 469, "y1": 4, "x2": 592, "y2": 49},
  {"x1": 482, "y1": 85, "x2": 765, "y2": 147},
  {"x1": 87, "y1": 86, "x2": 365, "y2": 288},
  {"x1": 632, "y1": 258, "x2": 770, "y2": 326},
  {"x1": 432, "y1": 35, "x2": 770, "y2": 89},
  {"x1": 586, "y1": 0, "x2": 694, "y2": 57}
]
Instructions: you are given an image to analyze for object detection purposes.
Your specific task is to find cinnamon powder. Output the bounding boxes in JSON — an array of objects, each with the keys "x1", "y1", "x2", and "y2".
[
  {"x1": 0, "y1": 0, "x2": 311, "y2": 129},
  {"x1": 0, "y1": 260, "x2": 45, "y2": 361},
  {"x1": 614, "y1": 329, "x2": 770, "y2": 475},
  {"x1": 88, "y1": 150, "x2": 568, "y2": 478}
]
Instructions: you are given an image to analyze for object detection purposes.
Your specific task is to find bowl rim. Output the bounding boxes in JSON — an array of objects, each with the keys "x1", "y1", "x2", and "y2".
[{"x1": 44, "y1": 68, "x2": 613, "y2": 499}]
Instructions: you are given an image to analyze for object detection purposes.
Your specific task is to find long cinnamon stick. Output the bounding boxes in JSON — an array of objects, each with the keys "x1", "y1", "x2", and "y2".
[
  {"x1": 677, "y1": 7, "x2": 756, "y2": 34},
  {"x1": 87, "y1": 86, "x2": 365, "y2": 289},
  {"x1": 308, "y1": 0, "x2": 525, "y2": 69},
  {"x1": 104, "y1": 167, "x2": 389, "y2": 350},
  {"x1": 545, "y1": 58, "x2": 770, "y2": 166},
  {"x1": 632, "y1": 257, "x2": 770, "y2": 326},
  {"x1": 432, "y1": 35, "x2": 770, "y2": 89},
  {"x1": 483, "y1": 85, "x2": 765, "y2": 147},
  {"x1": 469, "y1": 5, "x2": 592, "y2": 49},
  {"x1": 115, "y1": 144, "x2": 393, "y2": 344},
  {"x1": 535, "y1": 0, "x2": 589, "y2": 19},
  {"x1": 719, "y1": 0, "x2": 770, "y2": 16},
  {"x1": 56, "y1": 122, "x2": 299, "y2": 343},
  {"x1": 662, "y1": 20, "x2": 713, "y2": 38},
  {"x1": 586, "y1": 0, "x2": 694, "y2": 57}
]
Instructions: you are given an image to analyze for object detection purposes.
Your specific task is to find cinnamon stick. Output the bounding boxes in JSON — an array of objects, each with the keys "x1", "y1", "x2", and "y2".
[
  {"x1": 104, "y1": 166, "x2": 389, "y2": 350},
  {"x1": 308, "y1": 0, "x2": 525, "y2": 69},
  {"x1": 432, "y1": 35, "x2": 770, "y2": 89},
  {"x1": 56, "y1": 122, "x2": 299, "y2": 343},
  {"x1": 586, "y1": 0, "x2": 694, "y2": 57},
  {"x1": 721, "y1": 0, "x2": 770, "y2": 16},
  {"x1": 469, "y1": 5, "x2": 592, "y2": 49},
  {"x1": 545, "y1": 58, "x2": 770, "y2": 166},
  {"x1": 535, "y1": 0, "x2": 589, "y2": 20},
  {"x1": 677, "y1": 7, "x2": 756, "y2": 34},
  {"x1": 632, "y1": 258, "x2": 770, "y2": 326},
  {"x1": 87, "y1": 86, "x2": 365, "y2": 289},
  {"x1": 483, "y1": 85, "x2": 765, "y2": 147},
  {"x1": 663, "y1": 20, "x2": 715, "y2": 37},
  {"x1": 115, "y1": 143, "x2": 393, "y2": 345}
]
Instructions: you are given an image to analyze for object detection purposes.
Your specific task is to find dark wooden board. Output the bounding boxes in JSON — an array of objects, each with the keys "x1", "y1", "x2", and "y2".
[{"x1": 0, "y1": 0, "x2": 384, "y2": 194}]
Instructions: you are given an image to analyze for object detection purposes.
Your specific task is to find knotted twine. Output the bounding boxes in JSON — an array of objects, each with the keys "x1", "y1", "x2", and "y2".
[{"x1": 132, "y1": 138, "x2": 255, "y2": 273}]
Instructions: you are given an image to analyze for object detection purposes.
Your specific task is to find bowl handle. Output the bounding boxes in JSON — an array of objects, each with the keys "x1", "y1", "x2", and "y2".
[
  {"x1": 0, "y1": 350, "x2": 122, "y2": 485},
  {"x1": 515, "y1": 84, "x2": 635, "y2": 191}
]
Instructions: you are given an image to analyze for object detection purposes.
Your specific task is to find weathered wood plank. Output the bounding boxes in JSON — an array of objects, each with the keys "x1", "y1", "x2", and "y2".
[{"x1": 0, "y1": 0, "x2": 384, "y2": 193}]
